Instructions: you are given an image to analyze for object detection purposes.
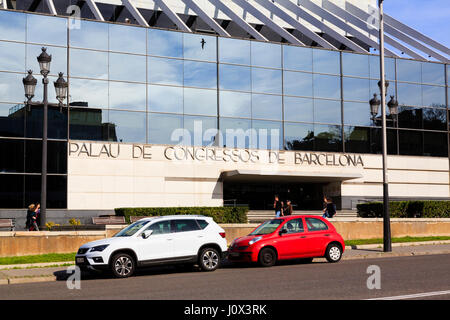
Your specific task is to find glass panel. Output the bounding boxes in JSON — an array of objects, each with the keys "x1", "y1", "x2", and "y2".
[
  {"x1": 109, "y1": 82, "x2": 146, "y2": 111},
  {"x1": 25, "y1": 105, "x2": 43, "y2": 138},
  {"x1": 423, "y1": 108, "x2": 447, "y2": 131},
  {"x1": 343, "y1": 77, "x2": 371, "y2": 102},
  {"x1": 423, "y1": 131, "x2": 448, "y2": 157},
  {"x1": 148, "y1": 85, "x2": 183, "y2": 113},
  {"x1": 0, "y1": 72, "x2": 26, "y2": 103},
  {"x1": 219, "y1": 64, "x2": 251, "y2": 91},
  {"x1": 313, "y1": 74, "x2": 341, "y2": 99},
  {"x1": 109, "y1": 53, "x2": 146, "y2": 82},
  {"x1": 0, "y1": 103, "x2": 25, "y2": 137},
  {"x1": 69, "y1": 49, "x2": 108, "y2": 79},
  {"x1": 251, "y1": 41, "x2": 281, "y2": 69},
  {"x1": 422, "y1": 85, "x2": 446, "y2": 107},
  {"x1": 283, "y1": 71, "x2": 313, "y2": 97},
  {"x1": 47, "y1": 175, "x2": 67, "y2": 208},
  {"x1": 69, "y1": 19, "x2": 108, "y2": 50},
  {"x1": 48, "y1": 107, "x2": 68, "y2": 139},
  {"x1": 27, "y1": 14, "x2": 67, "y2": 46},
  {"x1": 0, "y1": 10, "x2": 26, "y2": 42},
  {"x1": 344, "y1": 101, "x2": 372, "y2": 126},
  {"x1": 313, "y1": 124, "x2": 342, "y2": 152},
  {"x1": 399, "y1": 130, "x2": 423, "y2": 156},
  {"x1": 284, "y1": 122, "x2": 314, "y2": 151},
  {"x1": 283, "y1": 97, "x2": 313, "y2": 123},
  {"x1": 344, "y1": 126, "x2": 382, "y2": 154},
  {"x1": 69, "y1": 78, "x2": 108, "y2": 109},
  {"x1": 109, "y1": 23, "x2": 146, "y2": 54},
  {"x1": 183, "y1": 33, "x2": 216, "y2": 62},
  {"x1": 0, "y1": 174, "x2": 24, "y2": 208},
  {"x1": 108, "y1": 110, "x2": 146, "y2": 143},
  {"x1": 219, "y1": 38, "x2": 250, "y2": 65},
  {"x1": 252, "y1": 120, "x2": 282, "y2": 150},
  {"x1": 369, "y1": 79, "x2": 396, "y2": 99},
  {"x1": 397, "y1": 82, "x2": 421, "y2": 106},
  {"x1": 252, "y1": 68, "x2": 282, "y2": 94},
  {"x1": 24, "y1": 140, "x2": 67, "y2": 174},
  {"x1": 26, "y1": 44, "x2": 67, "y2": 76},
  {"x1": 396, "y1": 59, "x2": 421, "y2": 83},
  {"x1": 421, "y1": 62, "x2": 445, "y2": 85},
  {"x1": 148, "y1": 57, "x2": 183, "y2": 86},
  {"x1": 184, "y1": 61, "x2": 217, "y2": 89},
  {"x1": 0, "y1": 138, "x2": 24, "y2": 172},
  {"x1": 398, "y1": 106, "x2": 422, "y2": 129},
  {"x1": 369, "y1": 56, "x2": 396, "y2": 81},
  {"x1": 148, "y1": 113, "x2": 183, "y2": 145},
  {"x1": 314, "y1": 99, "x2": 341, "y2": 124},
  {"x1": 183, "y1": 115, "x2": 217, "y2": 146},
  {"x1": 184, "y1": 88, "x2": 217, "y2": 116},
  {"x1": 219, "y1": 117, "x2": 252, "y2": 149},
  {"x1": 313, "y1": 49, "x2": 340, "y2": 75},
  {"x1": 0, "y1": 41, "x2": 25, "y2": 72},
  {"x1": 342, "y1": 52, "x2": 369, "y2": 78},
  {"x1": 69, "y1": 107, "x2": 109, "y2": 141},
  {"x1": 219, "y1": 91, "x2": 251, "y2": 118},
  {"x1": 283, "y1": 45, "x2": 312, "y2": 72},
  {"x1": 251, "y1": 94, "x2": 282, "y2": 120},
  {"x1": 32, "y1": 75, "x2": 59, "y2": 104},
  {"x1": 148, "y1": 29, "x2": 183, "y2": 58}
]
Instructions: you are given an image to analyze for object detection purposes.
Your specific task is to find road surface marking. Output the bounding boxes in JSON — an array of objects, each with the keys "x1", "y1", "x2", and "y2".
[{"x1": 367, "y1": 290, "x2": 450, "y2": 300}]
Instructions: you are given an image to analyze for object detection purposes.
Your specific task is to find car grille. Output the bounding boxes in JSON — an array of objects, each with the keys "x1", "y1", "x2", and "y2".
[
  {"x1": 236, "y1": 246, "x2": 249, "y2": 251},
  {"x1": 77, "y1": 248, "x2": 89, "y2": 254}
]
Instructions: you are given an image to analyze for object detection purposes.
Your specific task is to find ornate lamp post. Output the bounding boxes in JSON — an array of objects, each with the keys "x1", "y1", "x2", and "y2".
[{"x1": 22, "y1": 47, "x2": 68, "y2": 228}]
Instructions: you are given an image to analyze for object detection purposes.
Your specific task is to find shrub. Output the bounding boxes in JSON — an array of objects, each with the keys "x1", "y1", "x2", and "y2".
[
  {"x1": 69, "y1": 218, "x2": 81, "y2": 226},
  {"x1": 357, "y1": 201, "x2": 450, "y2": 218},
  {"x1": 114, "y1": 206, "x2": 249, "y2": 224},
  {"x1": 45, "y1": 221, "x2": 60, "y2": 230}
]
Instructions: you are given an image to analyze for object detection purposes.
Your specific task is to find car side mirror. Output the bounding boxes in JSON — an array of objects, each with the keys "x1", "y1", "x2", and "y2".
[
  {"x1": 279, "y1": 229, "x2": 287, "y2": 236},
  {"x1": 142, "y1": 230, "x2": 153, "y2": 239}
]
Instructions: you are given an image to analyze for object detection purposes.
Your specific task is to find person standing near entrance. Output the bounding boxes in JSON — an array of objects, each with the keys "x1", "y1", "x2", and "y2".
[
  {"x1": 322, "y1": 197, "x2": 336, "y2": 219},
  {"x1": 274, "y1": 195, "x2": 283, "y2": 218},
  {"x1": 284, "y1": 200, "x2": 293, "y2": 216}
]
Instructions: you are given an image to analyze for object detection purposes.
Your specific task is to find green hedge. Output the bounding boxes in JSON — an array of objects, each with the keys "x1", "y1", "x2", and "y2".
[
  {"x1": 115, "y1": 206, "x2": 249, "y2": 224},
  {"x1": 357, "y1": 201, "x2": 450, "y2": 218}
]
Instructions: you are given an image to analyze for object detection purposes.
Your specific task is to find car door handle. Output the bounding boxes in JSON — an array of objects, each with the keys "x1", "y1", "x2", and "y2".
[
  {"x1": 167, "y1": 238, "x2": 173, "y2": 241},
  {"x1": 325, "y1": 234, "x2": 331, "y2": 237},
  {"x1": 197, "y1": 235, "x2": 204, "y2": 238},
  {"x1": 300, "y1": 236, "x2": 307, "y2": 238}
]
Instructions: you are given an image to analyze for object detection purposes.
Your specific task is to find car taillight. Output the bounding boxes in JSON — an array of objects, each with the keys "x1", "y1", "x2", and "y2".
[{"x1": 219, "y1": 232, "x2": 226, "y2": 238}]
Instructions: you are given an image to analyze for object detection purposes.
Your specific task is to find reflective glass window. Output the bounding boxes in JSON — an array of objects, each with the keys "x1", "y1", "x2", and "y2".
[
  {"x1": 24, "y1": 175, "x2": 67, "y2": 208},
  {"x1": 0, "y1": 174, "x2": 24, "y2": 208},
  {"x1": 69, "y1": 107, "x2": 109, "y2": 141},
  {"x1": 422, "y1": 85, "x2": 446, "y2": 107},
  {"x1": 184, "y1": 88, "x2": 217, "y2": 116},
  {"x1": 184, "y1": 61, "x2": 217, "y2": 89},
  {"x1": 109, "y1": 53, "x2": 146, "y2": 82},
  {"x1": 343, "y1": 77, "x2": 371, "y2": 102},
  {"x1": 369, "y1": 56, "x2": 396, "y2": 81},
  {"x1": 283, "y1": 71, "x2": 313, "y2": 97},
  {"x1": 0, "y1": 72, "x2": 26, "y2": 103},
  {"x1": 252, "y1": 94, "x2": 282, "y2": 121},
  {"x1": 32, "y1": 74, "x2": 58, "y2": 105},
  {"x1": 69, "y1": 49, "x2": 108, "y2": 79},
  {"x1": 423, "y1": 131, "x2": 448, "y2": 157},
  {"x1": 0, "y1": 103, "x2": 25, "y2": 137},
  {"x1": 283, "y1": 97, "x2": 314, "y2": 123},
  {"x1": 148, "y1": 57, "x2": 183, "y2": 86},
  {"x1": 219, "y1": 91, "x2": 251, "y2": 118},
  {"x1": 283, "y1": 45, "x2": 312, "y2": 72},
  {"x1": 252, "y1": 120, "x2": 282, "y2": 150},
  {"x1": 109, "y1": 82, "x2": 146, "y2": 111},
  {"x1": 108, "y1": 110, "x2": 146, "y2": 143},
  {"x1": 251, "y1": 41, "x2": 281, "y2": 69},
  {"x1": 148, "y1": 113, "x2": 183, "y2": 145},
  {"x1": 25, "y1": 105, "x2": 43, "y2": 138},
  {"x1": 369, "y1": 79, "x2": 396, "y2": 99},
  {"x1": 284, "y1": 122, "x2": 314, "y2": 151},
  {"x1": 398, "y1": 106, "x2": 422, "y2": 129},
  {"x1": 27, "y1": 14, "x2": 67, "y2": 46},
  {"x1": 0, "y1": 10, "x2": 26, "y2": 42},
  {"x1": 25, "y1": 140, "x2": 67, "y2": 174},
  {"x1": 252, "y1": 68, "x2": 282, "y2": 94},
  {"x1": 219, "y1": 38, "x2": 250, "y2": 65},
  {"x1": 314, "y1": 99, "x2": 341, "y2": 124},
  {"x1": 220, "y1": 117, "x2": 252, "y2": 149},
  {"x1": 399, "y1": 130, "x2": 422, "y2": 156},
  {"x1": 423, "y1": 107, "x2": 447, "y2": 131},
  {"x1": 421, "y1": 62, "x2": 445, "y2": 85},
  {"x1": 183, "y1": 34, "x2": 216, "y2": 62},
  {"x1": 183, "y1": 115, "x2": 217, "y2": 146},
  {"x1": 47, "y1": 107, "x2": 68, "y2": 139},
  {"x1": 0, "y1": 41, "x2": 25, "y2": 72},
  {"x1": 148, "y1": 29, "x2": 183, "y2": 58},
  {"x1": 397, "y1": 82, "x2": 421, "y2": 106},
  {"x1": 0, "y1": 138, "x2": 24, "y2": 173},
  {"x1": 69, "y1": 19, "x2": 108, "y2": 50},
  {"x1": 313, "y1": 49, "x2": 340, "y2": 75},
  {"x1": 109, "y1": 24, "x2": 146, "y2": 54},
  {"x1": 342, "y1": 52, "x2": 369, "y2": 78},
  {"x1": 313, "y1": 74, "x2": 341, "y2": 99},
  {"x1": 26, "y1": 44, "x2": 66, "y2": 76},
  {"x1": 69, "y1": 78, "x2": 108, "y2": 109},
  {"x1": 343, "y1": 102, "x2": 372, "y2": 127},
  {"x1": 219, "y1": 64, "x2": 251, "y2": 91},
  {"x1": 344, "y1": 126, "x2": 382, "y2": 154},
  {"x1": 314, "y1": 124, "x2": 342, "y2": 152},
  {"x1": 397, "y1": 59, "x2": 421, "y2": 83},
  {"x1": 148, "y1": 85, "x2": 183, "y2": 114}
]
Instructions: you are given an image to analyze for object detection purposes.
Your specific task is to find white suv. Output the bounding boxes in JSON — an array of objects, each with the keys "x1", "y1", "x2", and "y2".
[{"x1": 75, "y1": 215, "x2": 228, "y2": 278}]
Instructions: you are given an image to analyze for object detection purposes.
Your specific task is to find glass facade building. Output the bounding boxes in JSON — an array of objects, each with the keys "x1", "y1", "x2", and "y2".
[{"x1": 0, "y1": 9, "x2": 448, "y2": 209}]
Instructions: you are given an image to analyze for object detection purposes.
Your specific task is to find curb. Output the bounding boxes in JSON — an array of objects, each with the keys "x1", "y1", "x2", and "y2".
[
  {"x1": 342, "y1": 250, "x2": 450, "y2": 261},
  {"x1": 0, "y1": 261, "x2": 74, "y2": 270},
  {"x1": 7, "y1": 276, "x2": 57, "y2": 285},
  {"x1": 345, "y1": 240, "x2": 450, "y2": 250}
]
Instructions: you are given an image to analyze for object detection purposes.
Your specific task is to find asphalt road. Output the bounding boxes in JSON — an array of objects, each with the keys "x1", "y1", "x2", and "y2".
[{"x1": 0, "y1": 254, "x2": 449, "y2": 300}]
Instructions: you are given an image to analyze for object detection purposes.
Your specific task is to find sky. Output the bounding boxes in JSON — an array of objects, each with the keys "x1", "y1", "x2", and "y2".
[{"x1": 383, "y1": 0, "x2": 450, "y2": 48}]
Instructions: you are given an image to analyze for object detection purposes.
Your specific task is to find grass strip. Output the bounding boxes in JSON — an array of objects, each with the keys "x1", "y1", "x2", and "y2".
[
  {"x1": 345, "y1": 236, "x2": 450, "y2": 246},
  {"x1": 0, "y1": 253, "x2": 76, "y2": 265}
]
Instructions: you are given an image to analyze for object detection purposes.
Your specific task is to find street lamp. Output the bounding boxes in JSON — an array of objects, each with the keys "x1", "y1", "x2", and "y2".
[{"x1": 22, "y1": 47, "x2": 67, "y2": 229}]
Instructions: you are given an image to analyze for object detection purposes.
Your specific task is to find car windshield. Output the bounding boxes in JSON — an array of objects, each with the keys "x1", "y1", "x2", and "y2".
[
  {"x1": 250, "y1": 219, "x2": 283, "y2": 235},
  {"x1": 114, "y1": 220, "x2": 149, "y2": 237}
]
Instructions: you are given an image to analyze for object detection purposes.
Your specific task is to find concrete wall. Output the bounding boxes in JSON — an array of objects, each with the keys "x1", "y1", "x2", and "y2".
[{"x1": 1, "y1": 219, "x2": 449, "y2": 257}]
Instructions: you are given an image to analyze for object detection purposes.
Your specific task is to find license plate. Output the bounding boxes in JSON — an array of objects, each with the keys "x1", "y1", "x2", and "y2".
[
  {"x1": 230, "y1": 252, "x2": 240, "y2": 257},
  {"x1": 76, "y1": 257, "x2": 85, "y2": 264}
]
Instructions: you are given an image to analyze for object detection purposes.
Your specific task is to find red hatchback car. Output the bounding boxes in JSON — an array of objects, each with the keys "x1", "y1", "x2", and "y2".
[{"x1": 228, "y1": 215, "x2": 345, "y2": 267}]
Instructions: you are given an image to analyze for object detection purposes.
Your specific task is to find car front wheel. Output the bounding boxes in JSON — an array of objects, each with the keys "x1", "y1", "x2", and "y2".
[
  {"x1": 199, "y1": 248, "x2": 221, "y2": 272},
  {"x1": 325, "y1": 243, "x2": 342, "y2": 263},
  {"x1": 258, "y1": 248, "x2": 277, "y2": 267},
  {"x1": 111, "y1": 253, "x2": 135, "y2": 278}
]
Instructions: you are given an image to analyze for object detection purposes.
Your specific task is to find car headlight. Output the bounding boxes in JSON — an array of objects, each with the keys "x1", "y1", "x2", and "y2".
[
  {"x1": 248, "y1": 236, "x2": 263, "y2": 245},
  {"x1": 90, "y1": 244, "x2": 109, "y2": 252}
]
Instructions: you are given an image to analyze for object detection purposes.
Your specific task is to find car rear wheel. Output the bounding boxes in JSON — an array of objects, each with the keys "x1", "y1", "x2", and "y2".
[
  {"x1": 258, "y1": 248, "x2": 277, "y2": 267},
  {"x1": 199, "y1": 248, "x2": 220, "y2": 272},
  {"x1": 111, "y1": 253, "x2": 135, "y2": 278},
  {"x1": 325, "y1": 243, "x2": 342, "y2": 263}
]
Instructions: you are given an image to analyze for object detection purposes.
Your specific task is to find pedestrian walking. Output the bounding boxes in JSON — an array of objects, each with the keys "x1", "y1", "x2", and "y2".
[
  {"x1": 274, "y1": 195, "x2": 283, "y2": 218},
  {"x1": 29, "y1": 203, "x2": 40, "y2": 231},
  {"x1": 284, "y1": 200, "x2": 293, "y2": 216},
  {"x1": 25, "y1": 203, "x2": 35, "y2": 230},
  {"x1": 322, "y1": 197, "x2": 336, "y2": 219}
]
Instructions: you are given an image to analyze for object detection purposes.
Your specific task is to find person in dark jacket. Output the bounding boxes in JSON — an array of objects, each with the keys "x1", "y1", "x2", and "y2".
[
  {"x1": 26, "y1": 203, "x2": 35, "y2": 230},
  {"x1": 284, "y1": 200, "x2": 293, "y2": 216},
  {"x1": 273, "y1": 195, "x2": 283, "y2": 217},
  {"x1": 322, "y1": 197, "x2": 336, "y2": 219}
]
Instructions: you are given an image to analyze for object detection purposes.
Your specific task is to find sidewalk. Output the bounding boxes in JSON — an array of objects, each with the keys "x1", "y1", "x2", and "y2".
[{"x1": 1, "y1": 243, "x2": 449, "y2": 286}]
